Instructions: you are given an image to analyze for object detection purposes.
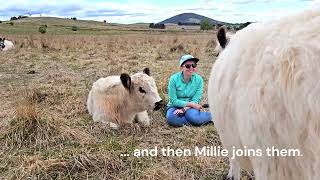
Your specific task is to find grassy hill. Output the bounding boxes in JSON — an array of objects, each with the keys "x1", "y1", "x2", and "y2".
[
  {"x1": 159, "y1": 13, "x2": 225, "y2": 25},
  {"x1": 158, "y1": 13, "x2": 252, "y2": 31},
  {"x1": 0, "y1": 17, "x2": 164, "y2": 35}
]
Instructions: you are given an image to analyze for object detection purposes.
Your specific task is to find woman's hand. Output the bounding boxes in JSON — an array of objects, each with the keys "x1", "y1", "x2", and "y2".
[
  {"x1": 174, "y1": 109, "x2": 184, "y2": 115},
  {"x1": 187, "y1": 102, "x2": 202, "y2": 110},
  {"x1": 193, "y1": 104, "x2": 202, "y2": 110}
]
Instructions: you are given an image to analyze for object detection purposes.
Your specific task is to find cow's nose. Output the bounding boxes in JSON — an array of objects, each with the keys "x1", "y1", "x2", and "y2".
[{"x1": 154, "y1": 100, "x2": 164, "y2": 111}]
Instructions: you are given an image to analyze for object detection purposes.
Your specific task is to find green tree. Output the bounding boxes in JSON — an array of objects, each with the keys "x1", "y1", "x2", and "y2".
[
  {"x1": 200, "y1": 19, "x2": 213, "y2": 30},
  {"x1": 72, "y1": 26, "x2": 78, "y2": 31},
  {"x1": 38, "y1": 25, "x2": 47, "y2": 34}
]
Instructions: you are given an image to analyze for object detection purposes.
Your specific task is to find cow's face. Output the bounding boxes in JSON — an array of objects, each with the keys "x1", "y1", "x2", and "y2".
[
  {"x1": 0, "y1": 38, "x2": 5, "y2": 50},
  {"x1": 120, "y1": 68, "x2": 163, "y2": 111}
]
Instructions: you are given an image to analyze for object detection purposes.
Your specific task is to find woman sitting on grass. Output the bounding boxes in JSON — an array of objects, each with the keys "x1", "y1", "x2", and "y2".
[{"x1": 166, "y1": 54, "x2": 212, "y2": 127}]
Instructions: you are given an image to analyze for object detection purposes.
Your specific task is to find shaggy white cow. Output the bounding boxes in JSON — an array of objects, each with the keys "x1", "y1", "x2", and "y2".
[
  {"x1": 87, "y1": 68, "x2": 163, "y2": 129},
  {"x1": 208, "y1": 9, "x2": 320, "y2": 180},
  {"x1": 0, "y1": 38, "x2": 14, "y2": 51}
]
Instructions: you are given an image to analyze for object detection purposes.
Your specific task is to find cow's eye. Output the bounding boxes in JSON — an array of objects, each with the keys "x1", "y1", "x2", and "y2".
[{"x1": 139, "y1": 87, "x2": 146, "y2": 94}]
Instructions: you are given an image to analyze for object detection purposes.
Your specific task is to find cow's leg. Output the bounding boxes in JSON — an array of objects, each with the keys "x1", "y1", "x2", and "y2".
[
  {"x1": 109, "y1": 122, "x2": 119, "y2": 129},
  {"x1": 227, "y1": 159, "x2": 241, "y2": 180},
  {"x1": 92, "y1": 110, "x2": 105, "y2": 123},
  {"x1": 135, "y1": 111, "x2": 150, "y2": 126},
  {"x1": 90, "y1": 100, "x2": 120, "y2": 129},
  {"x1": 92, "y1": 112, "x2": 119, "y2": 129}
]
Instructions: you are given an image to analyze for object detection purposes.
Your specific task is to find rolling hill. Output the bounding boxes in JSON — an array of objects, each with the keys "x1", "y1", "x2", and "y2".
[
  {"x1": 159, "y1": 13, "x2": 226, "y2": 25},
  {"x1": 0, "y1": 16, "x2": 157, "y2": 35}
]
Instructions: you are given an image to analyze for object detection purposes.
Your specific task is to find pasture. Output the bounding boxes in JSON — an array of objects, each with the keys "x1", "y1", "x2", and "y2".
[{"x1": 0, "y1": 17, "x2": 246, "y2": 179}]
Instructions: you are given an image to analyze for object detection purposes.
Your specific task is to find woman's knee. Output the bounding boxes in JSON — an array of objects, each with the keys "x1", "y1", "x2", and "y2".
[
  {"x1": 166, "y1": 116, "x2": 186, "y2": 127},
  {"x1": 185, "y1": 109, "x2": 212, "y2": 126},
  {"x1": 166, "y1": 112, "x2": 176, "y2": 124},
  {"x1": 185, "y1": 109, "x2": 199, "y2": 120}
]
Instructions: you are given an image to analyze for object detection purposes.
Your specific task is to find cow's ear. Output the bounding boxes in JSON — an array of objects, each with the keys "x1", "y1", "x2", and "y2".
[
  {"x1": 120, "y1": 73, "x2": 132, "y2": 92},
  {"x1": 0, "y1": 38, "x2": 2, "y2": 41},
  {"x1": 143, "y1": 68, "x2": 150, "y2": 76},
  {"x1": 217, "y1": 27, "x2": 227, "y2": 49}
]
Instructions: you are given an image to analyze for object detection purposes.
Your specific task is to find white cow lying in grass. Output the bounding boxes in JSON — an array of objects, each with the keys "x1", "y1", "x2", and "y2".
[
  {"x1": 208, "y1": 9, "x2": 320, "y2": 180},
  {"x1": 0, "y1": 38, "x2": 14, "y2": 51},
  {"x1": 87, "y1": 68, "x2": 163, "y2": 129}
]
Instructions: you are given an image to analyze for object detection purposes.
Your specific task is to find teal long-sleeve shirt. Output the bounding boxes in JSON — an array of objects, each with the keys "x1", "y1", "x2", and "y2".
[{"x1": 167, "y1": 71, "x2": 203, "y2": 107}]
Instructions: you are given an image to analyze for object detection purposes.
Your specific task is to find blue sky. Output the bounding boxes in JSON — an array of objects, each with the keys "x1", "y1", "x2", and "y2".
[{"x1": 0, "y1": 0, "x2": 318, "y2": 24}]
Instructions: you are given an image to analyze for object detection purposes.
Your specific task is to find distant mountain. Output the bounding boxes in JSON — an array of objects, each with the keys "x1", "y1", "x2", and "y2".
[{"x1": 159, "y1": 13, "x2": 226, "y2": 25}]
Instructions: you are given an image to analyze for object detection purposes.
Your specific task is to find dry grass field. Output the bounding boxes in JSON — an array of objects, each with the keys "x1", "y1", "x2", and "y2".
[{"x1": 0, "y1": 17, "x2": 250, "y2": 179}]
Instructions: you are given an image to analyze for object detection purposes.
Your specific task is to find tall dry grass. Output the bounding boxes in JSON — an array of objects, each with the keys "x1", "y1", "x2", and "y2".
[
  {"x1": 0, "y1": 30, "x2": 254, "y2": 179},
  {"x1": 1, "y1": 88, "x2": 95, "y2": 150}
]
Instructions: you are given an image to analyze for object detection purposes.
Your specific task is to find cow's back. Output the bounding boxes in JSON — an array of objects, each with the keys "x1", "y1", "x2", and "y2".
[
  {"x1": 91, "y1": 76, "x2": 121, "y2": 92},
  {"x1": 3, "y1": 40, "x2": 14, "y2": 51}
]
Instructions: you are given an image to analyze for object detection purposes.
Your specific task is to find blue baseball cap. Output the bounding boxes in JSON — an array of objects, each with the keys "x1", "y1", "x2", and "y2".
[{"x1": 179, "y1": 54, "x2": 199, "y2": 67}]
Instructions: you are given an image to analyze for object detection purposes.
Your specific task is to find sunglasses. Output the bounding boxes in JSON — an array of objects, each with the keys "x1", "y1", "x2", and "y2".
[{"x1": 184, "y1": 63, "x2": 197, "y2": 69}]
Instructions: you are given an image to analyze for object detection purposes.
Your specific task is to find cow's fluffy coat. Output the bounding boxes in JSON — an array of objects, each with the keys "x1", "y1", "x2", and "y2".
[
  {"x1": 87, "y1": 68, "x2": 162, "y2": 129},
  {"x1": 208, "y1": 9, "x2": 320, "y2": 180},
  {"x1": 0, "y1": 38, "x2": 14, "y2": 51}
]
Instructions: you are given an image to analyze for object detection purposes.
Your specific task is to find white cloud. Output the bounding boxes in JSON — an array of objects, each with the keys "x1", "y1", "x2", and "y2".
[
  {"x1": 308, "y1": 0, "x2": 320, "y2": 6},
  {"x1": 0, "y1": 0, "x2": 315, "y2": 24},
  {"x1": 0, "y1": 0, "x2": 151, "y2": 23}
]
